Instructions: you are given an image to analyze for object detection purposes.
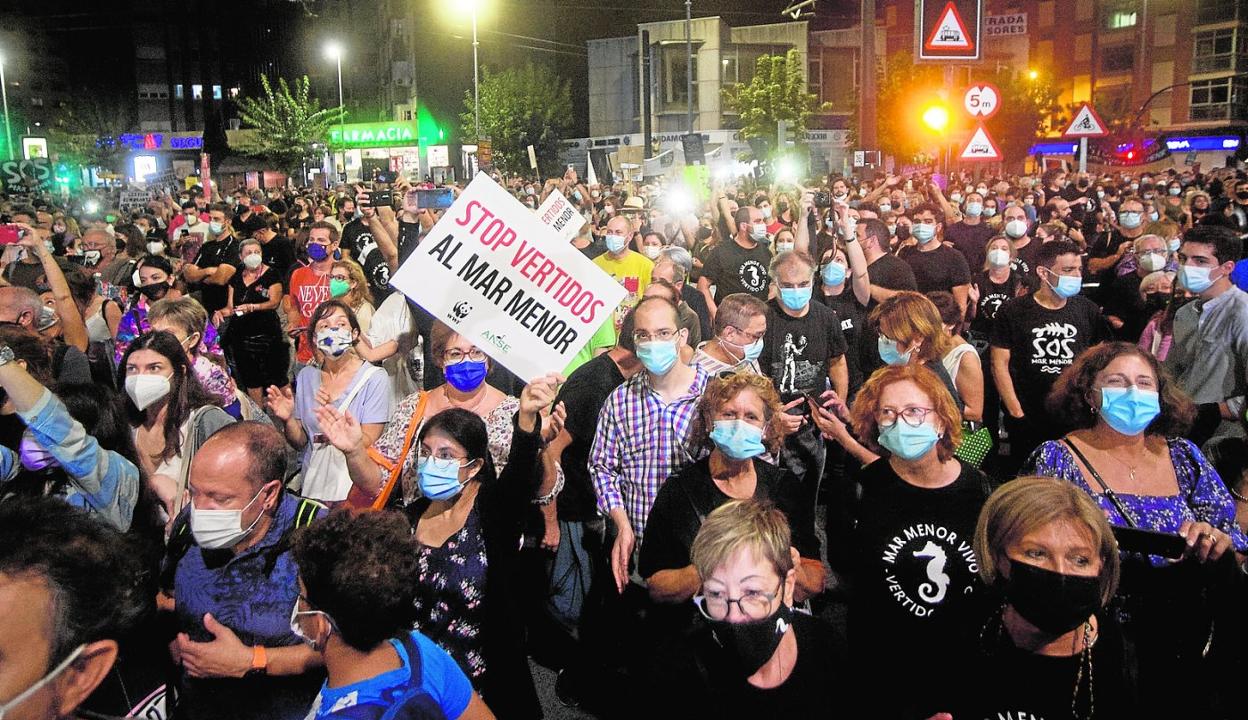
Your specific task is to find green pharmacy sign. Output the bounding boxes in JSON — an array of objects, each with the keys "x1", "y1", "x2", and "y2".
[{"x1": 329, "y1": 122, "x2": 419, "y2": 148}]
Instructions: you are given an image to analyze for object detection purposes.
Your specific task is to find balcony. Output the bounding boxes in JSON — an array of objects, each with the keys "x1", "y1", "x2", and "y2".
[
  {"x1": 1196, "y1": 0, "x2": 1240, "y2": 26},
  {"x1": 1190, "y1": 103, "x2": 1248, "y2": 121},
  {"x1": 1193, "y1": 52, "x2": 1248, "y2": 73}
]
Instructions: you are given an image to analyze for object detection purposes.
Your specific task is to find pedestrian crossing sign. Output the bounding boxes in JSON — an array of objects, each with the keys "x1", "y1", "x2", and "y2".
[{"x1": 960, "y1": 125, "x2": 1003, "y2": 162}]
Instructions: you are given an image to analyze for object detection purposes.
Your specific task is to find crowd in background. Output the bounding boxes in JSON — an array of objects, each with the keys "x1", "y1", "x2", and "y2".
[{"x1": 1, "y1": 160, "x2": 1248, "y2": 719}]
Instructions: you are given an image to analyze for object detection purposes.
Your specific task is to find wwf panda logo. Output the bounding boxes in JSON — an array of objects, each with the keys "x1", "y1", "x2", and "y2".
[{"x1": 451, "y1": 301, "x2": 472, "y2": 323}]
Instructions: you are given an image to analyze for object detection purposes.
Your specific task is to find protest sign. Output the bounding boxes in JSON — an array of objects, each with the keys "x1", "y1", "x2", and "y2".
[
  {"x1": 535, "y1": 188, "x2": 587, "y2": 243},
  {"x1": 390, "y1": 174, "x2": 626, "y2": 380},
  {"x1": 119, "y1": 189, "x2": 151, "y2": 214},
  {"x1": 144, "y1": 168, "x2": 178, "y2": 193}
]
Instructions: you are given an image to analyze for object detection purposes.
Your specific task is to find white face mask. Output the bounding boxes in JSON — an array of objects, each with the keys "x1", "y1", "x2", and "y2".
[
  {"x1": 242, "y1": 253, "x2": 263, "y2": 269},
  {"x1": 147, "y1": 241, "x2": 166, "y2": 256},
  {"x1": 125, "y1": 373, "x2": 172, "y2": 411},
  {"x1": 643, "y1": 245, "x2": 662, "y2": 259},
  {"x1": 0, "y1": 645, "x2": 86, "y2": 719},
  {"x1": 190, "y1": 485, "x2": 268, "y2": 550},
  {"x1": 289, "y1": 600, "x2": 333, "y2": 649}
]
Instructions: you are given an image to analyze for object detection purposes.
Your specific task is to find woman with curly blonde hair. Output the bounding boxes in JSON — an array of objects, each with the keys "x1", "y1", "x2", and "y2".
[{"x1": 638, "y1": 372, "x2": 826, "y2": 608}]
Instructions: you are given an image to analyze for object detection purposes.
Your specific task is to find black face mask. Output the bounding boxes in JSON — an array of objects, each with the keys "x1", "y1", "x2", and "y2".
[
  {"x1": 1144, "y1": 291, "x2": 1170, "y2": 314},
  {"x1": 1005, "y1": 559, "x2": 1101, "y2": 636},
  {"x1": 1236, "y1": 191, "x2": 1248, "y2": 201},
  {"x1": 138, "y1": 283, "x2": 170, "y2": 302},
  {"x1": 709, "y1": 600, "x2": 793, "y2": 676}
]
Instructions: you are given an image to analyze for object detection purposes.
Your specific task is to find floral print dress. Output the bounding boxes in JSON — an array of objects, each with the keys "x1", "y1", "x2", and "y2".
[{"x1": 413, "y1": 505, "x2": 489, "y2": 682}]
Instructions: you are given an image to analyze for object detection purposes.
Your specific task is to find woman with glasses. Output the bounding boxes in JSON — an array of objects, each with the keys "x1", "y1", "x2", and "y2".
[
  {"x1": 840, "y1": 364, "x2": 993, "y2": 718},
  {"x1": 319, "y1": 372, "x2": 561, "y2": 719},
  {"x1": 646, "y1": 498, "x2": 846, "y2": 715},
  {"x1": 328, "y1": 259, "x2": 374, "y2": 335},
  {"x1": 639, "y1": 373, "x2": 824, "y2": 612},
  {"x1": 1025, "y1": 341, "x2": 1246, "y2": 718}
]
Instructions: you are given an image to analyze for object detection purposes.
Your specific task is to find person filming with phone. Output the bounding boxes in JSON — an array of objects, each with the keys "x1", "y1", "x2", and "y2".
[{"x1": 1025, "y1": 341, "x2": 1246, "y2": 718}]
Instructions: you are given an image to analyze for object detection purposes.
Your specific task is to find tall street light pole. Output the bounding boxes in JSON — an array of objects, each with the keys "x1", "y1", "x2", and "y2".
[
  {"x1": 0, "y1": 54, "x2": 12, "y2": 161},
  {"x1": 326, "y1": 42, "x2": 345, "y2": 183},
  {"x1": 472, "y1": 1, "x2": 481, "y2": 141},
  {"x1": 685, "y1": 0, "x2": 693, "y2": 133}
]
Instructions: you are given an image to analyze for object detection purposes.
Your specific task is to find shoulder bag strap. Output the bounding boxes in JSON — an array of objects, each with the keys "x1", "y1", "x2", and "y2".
[
  {"x1": 170, "y1": 406, "x2": 215, "y2": 520},
  {"x1": 1061, "y1": 437, "x2": 1139, "y2": 528},
  {"x1": 336, "y1": 365, "x2": 383, "y2": 412},
  {"x1": 368, "y1": 393, "x2": 429, "y2": 510}
]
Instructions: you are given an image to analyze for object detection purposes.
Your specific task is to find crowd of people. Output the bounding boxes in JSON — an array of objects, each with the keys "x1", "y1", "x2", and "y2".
[{"x1": 1, "y1": 162, "x2": 1247, "y2": 719}]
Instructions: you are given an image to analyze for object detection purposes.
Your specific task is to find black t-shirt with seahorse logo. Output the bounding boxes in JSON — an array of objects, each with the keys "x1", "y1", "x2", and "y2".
[{"x1": 846, "y1": 457, "x2": 994, "y2": 715}]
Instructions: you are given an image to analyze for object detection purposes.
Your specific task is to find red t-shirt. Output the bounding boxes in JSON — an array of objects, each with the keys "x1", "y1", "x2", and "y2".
[{"x1": 287, "y1": 265, "x2": 331, "y2": 363}]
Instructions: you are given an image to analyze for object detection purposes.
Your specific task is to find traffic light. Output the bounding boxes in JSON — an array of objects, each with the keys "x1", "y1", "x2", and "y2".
[
  {"x1": 921, "y1": 104, "x2": 950, "y2": 133},
  {"x1": 777, "y1": 120, "x2": 795, "y2": 146}
]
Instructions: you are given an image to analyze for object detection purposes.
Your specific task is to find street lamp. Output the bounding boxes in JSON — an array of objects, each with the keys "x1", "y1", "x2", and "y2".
[
  {"x1": 0, "y1": 53, "x2": 12, "y2": 161},
  {"x1": 325, "y1": 42, "x2": 345, "y2": 183},
  {"x1": 1028, "y1": 69, "x2": 1039, "y2": 81},
  {"x1": 466, "y1": 0, "x2": 482, "y2": 141}
]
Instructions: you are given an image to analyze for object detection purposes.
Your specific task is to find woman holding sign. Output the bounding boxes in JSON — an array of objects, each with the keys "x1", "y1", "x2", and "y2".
[{"x1": 316, "y1": 349, "x2": 563, "y2": 719}]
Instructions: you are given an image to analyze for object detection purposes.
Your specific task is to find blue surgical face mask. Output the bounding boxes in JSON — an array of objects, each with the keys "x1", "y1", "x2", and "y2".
[
  {"x1": 878, "y1": 202, "x2": 892, "y2": 213},
  {"x1": 1043, "y1": 269, "x2": 1082, "y2": 298},
  {"x1": 1099, "y1": 386, "x2": 1161, "y2": 436},
  {"x1": 637, "y1": 339, "x2": 679, "y2": 375},
  {"x1": 418, "y1": 455, "x2": 472, "y2": 500},
  {"x1": 877, "y1": 335, "x2": 912, "y2": 366},
  {"x1": 605, "y1": 234, "x2": 628, "y2": 254},
  {"x1": 878, "y1": 420, "x2": 940, "y2": 461},
  {"x1": 911, "y1": 223, "x2": 936, "y2": 244},
  {"x1": 821, "y1": 261, "x2": 847, "y2": 286},
  {"x1": 983, "y1": 206, "x2": 997, "y2": 217},
  {"x1": 1179, "y1": 263, "x2": 1217, "y2": 293},
  {"x1": 709, "y1": 419, "x2": 767, "y2": 461},
  {"x1": 445, "y1": 358, "x2": 488, "y2": 392},
  {"x1": 749, "y1": 223, "x2": 769, "y2": 242},
  {"x1": 965, "y1": 202, "x2": 983, "y2": 217},
  {"x1": 307, "y1": 243, "x2": 330, "y2": 261},
  {"x1": 722, "y1": 332, "x2": 764, "y2": 362},
  {"x1": 779, "y1": 286, "x2": 812, "y2": 311},
  {"x1": 1119, "y1": 212, "x2": 1142, "y2": 229},
  {"x1": 1167, "y1": 238, "x2": 1180, "y2": 253}
]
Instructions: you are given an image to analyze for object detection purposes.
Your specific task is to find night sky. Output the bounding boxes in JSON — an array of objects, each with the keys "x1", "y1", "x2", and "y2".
[{"x1": 0, "y1": 0, "x2": 858, "y2": 137}]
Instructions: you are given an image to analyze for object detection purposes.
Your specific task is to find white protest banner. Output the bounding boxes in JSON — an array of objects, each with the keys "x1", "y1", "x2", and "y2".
[
  {"x1": 390, "y1": 174, "x2": 627, "y2": 380},
  {"x1": 119, "y1": 189, "x2": 151, "y2": 214},
  {"x1": 535, "y1": 188, "x2": 587, "y2": 243},
  {"x1": 144, "y1": 167, "x2": 178, "y2": 193}
]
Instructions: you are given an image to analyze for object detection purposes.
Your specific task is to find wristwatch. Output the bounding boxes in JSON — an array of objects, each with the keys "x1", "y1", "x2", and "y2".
[
  {"x1": 0, "y1": 345, "x2": 14, "y2": 367},
  {"x1": 246, "y1": 645, "x2": 268, "y2": 677}
]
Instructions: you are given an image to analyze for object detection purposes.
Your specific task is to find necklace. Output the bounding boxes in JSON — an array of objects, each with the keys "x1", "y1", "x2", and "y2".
[
  {"x1": 1098, "y1": 445, "x2": 1143, "y2": 485},
  {"x1": 981, "y1": 608, "x2": 1096, "y2": 720},
  {"x1": 1229, "y1": 484, "x2": 1248, "y2": 504}
]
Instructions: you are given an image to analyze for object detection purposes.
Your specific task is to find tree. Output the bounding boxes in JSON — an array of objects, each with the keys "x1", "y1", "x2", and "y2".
[
  {"x1": 45, "y1": 95, "x2": 135, "y2": 174},
  {"x1": 874, "y1": 52, "x2": 1059, "y2": 166},
  {"x1": 461, "y1": 63, "x2": 574, "y2": 177},
  {"x1": 722, "y1": 49, "x2": 830, "y2": 153},
  {"x1": 235, "y1": 74, "x2": 345, "y2": 174}
]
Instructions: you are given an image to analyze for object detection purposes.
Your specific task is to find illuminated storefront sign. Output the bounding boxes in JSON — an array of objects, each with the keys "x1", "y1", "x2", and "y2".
[
  {"x1": 328, "y1": 122, "x2": 419, "y2": 148},
  {"x1": 1164, "y1": 135, "x2": 1240, "y2": 151},
  {"x1": 116, "y1": 133, "x2": 203, "y2": 151}
]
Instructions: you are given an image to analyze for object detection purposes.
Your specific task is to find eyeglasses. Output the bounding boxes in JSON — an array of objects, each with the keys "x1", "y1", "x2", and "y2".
[
  {"x1": 727, "y1": 325, "x2": 765, "y2": 343},
  {"x1": 876, "y1": 406, "x2": 935, "y2": 428},
  {"x1": 416, "y1": 448, "x2": 471, "y2": 464},
  {"x1": 633, "y1": 329, "x2": 678, "y2": 343},
  {"x1": 329, "y1": 274, "x2": 351, "y2": 282},
  {"x1": 443, "y1": 348, "x2": 487, "y2": 364},
  {"x1": 694, "y1": 579, "x2": 784, "y2": 621}
]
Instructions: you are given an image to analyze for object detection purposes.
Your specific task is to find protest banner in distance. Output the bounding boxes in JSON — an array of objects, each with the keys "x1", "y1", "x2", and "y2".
[
  {"x1": 119, "y1": 189, "x2": 151, "y2": 214},
  {"x1": 390, "y1": 174, "x2": 626, "y2": 380},
  {"x1": 535, "y1": 188, "x2": 587, "y2": 243}
]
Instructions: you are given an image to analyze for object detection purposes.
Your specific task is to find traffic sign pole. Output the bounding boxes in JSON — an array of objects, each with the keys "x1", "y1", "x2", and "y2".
[{"x1": 1079, "y1": 137, "x2": 1087, "y2": 174}]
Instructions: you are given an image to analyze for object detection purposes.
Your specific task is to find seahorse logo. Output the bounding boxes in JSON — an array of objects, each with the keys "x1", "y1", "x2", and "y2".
[{"x1": 913, "y1": 540, "x2": 950, "y2": 604}]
